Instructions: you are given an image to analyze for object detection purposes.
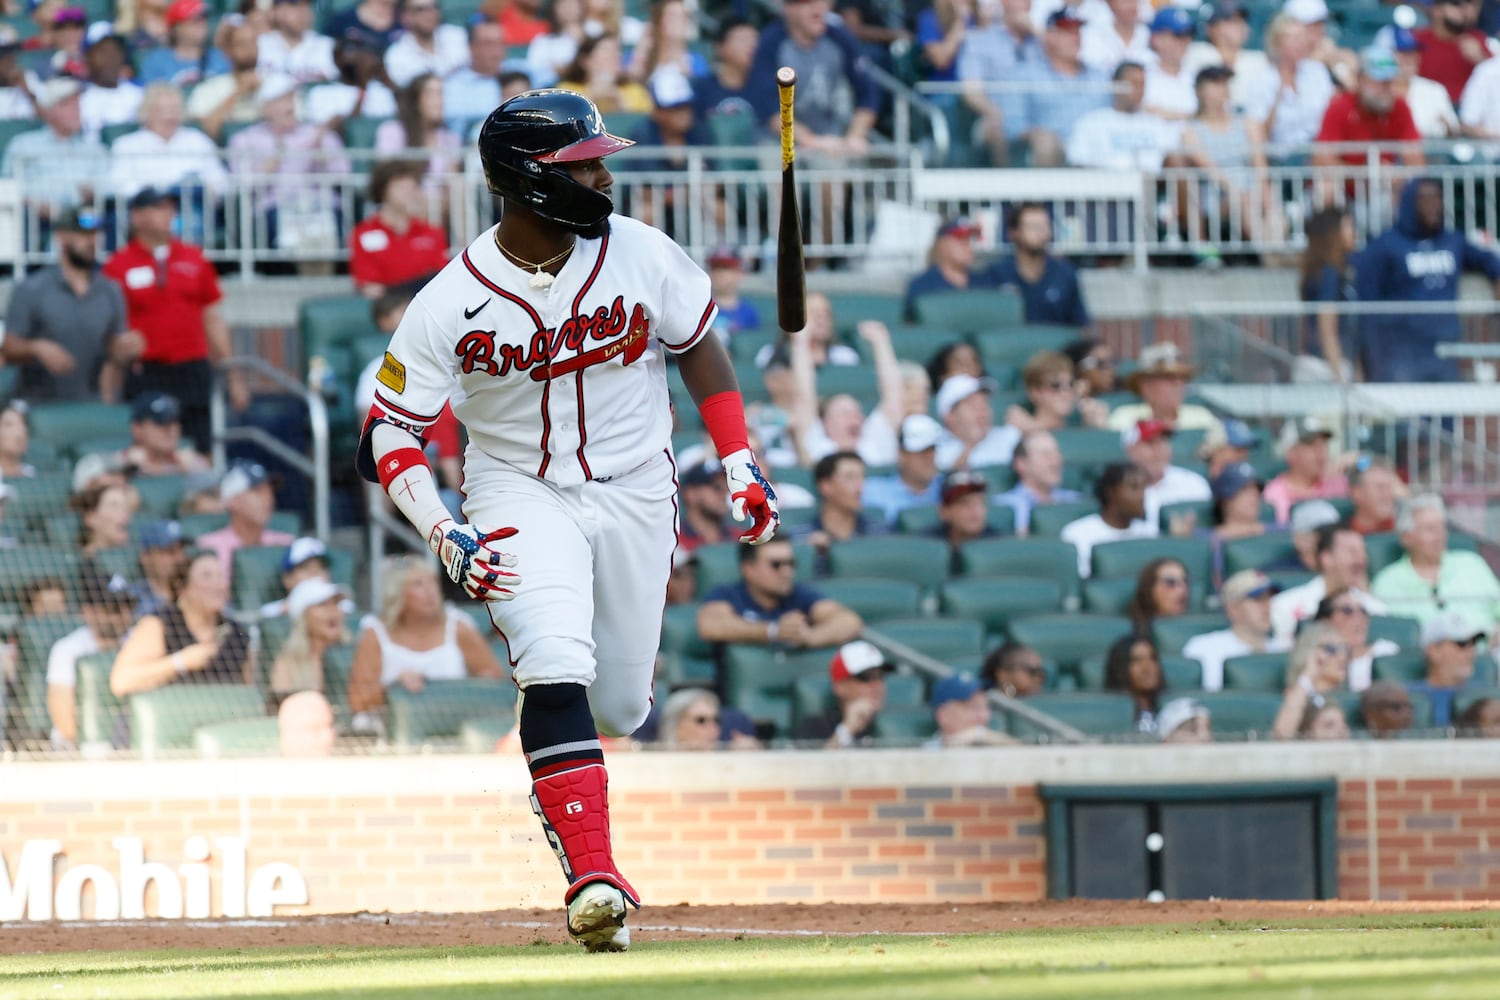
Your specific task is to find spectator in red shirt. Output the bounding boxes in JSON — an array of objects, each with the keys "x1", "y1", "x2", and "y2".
[
  {"x1": 1312, "y1": 48, "x2": 1424, "y2": 173},
  {"x1": 1414, "y1": 0, "x2": 1492, "y2": 104},
  {"x1": 102, "y1": 187, "x2": 248, "y2": 453},
  {"x1": 493, "y1": 0, "x2": 547, "y2": 46},
  {"x1": 349, "y1": 159, "x2": 450, "y2": 297}
]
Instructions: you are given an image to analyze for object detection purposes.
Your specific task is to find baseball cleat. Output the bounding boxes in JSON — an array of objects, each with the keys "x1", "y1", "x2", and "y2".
[{"x1": 567, "y1": 881, "x2": 630, "y2": 953}]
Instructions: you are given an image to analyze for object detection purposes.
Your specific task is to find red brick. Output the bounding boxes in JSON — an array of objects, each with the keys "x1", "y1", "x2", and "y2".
[
  {"x1": 822, "y1": 844, "x2": 871, "y2": 859},
  {"x1": 1402, "y1": 779, "x2": 1457, "y2": 792},
  {"x1": 849, "y1": 788, "x2": 900, "y2": 802},
  {"x1": 819, "y1": 806, "x2": 873, "y2": 821},
  {"x1": 957, "y1": 823, "x2": 1014, "y2": 839},
  {"x1": 737, "y1": 789, "x2": 789, "y2": 804},
  {"x1": 792, "y1": 865, "x2": 844, "y2": 879},
  {"x1": 932, "y1": 804, "x2": 985, "y2": 820},
  {"x1": 877, "y1": 843, "x2": 928, "y2": 859},
  {"x1": 706, "y1": 808, "x2": 757, "y2": 824},
  {"x1": 765, "y1": 807, "x2": 816, "y2": 822},
  {"x1": 1429, "y1": 796, "x2": 1481, "y2": 811},
  {"x1": 791, "y1": 826, "x2": 843, "y2": 841}
]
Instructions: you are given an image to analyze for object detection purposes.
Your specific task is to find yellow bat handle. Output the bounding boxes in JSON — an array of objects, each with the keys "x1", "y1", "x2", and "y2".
[{"x1": 777, "y1": 67, "x2": 796, "y2": 171}]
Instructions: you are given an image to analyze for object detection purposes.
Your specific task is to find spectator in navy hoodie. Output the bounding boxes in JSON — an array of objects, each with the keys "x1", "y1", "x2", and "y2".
[{"x1": 1355, "y1": 178, "x2": 1500, "y2": 382}]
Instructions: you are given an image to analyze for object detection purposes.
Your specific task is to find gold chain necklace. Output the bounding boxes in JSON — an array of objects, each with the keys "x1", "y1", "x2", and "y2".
[{"x1": 494, "y1": 230, "x2": 575, "y2": 290}]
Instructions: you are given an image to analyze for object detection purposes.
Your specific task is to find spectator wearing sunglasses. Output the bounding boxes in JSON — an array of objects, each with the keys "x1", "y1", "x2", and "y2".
[
  {"x1": 794, "y1": 640, "x2": 893, "y2": 747},
  {"x1": 2, "y1": 207, "x2": 132, "y2": 403},
  {"x1": 1127, "y1": 557, "x2": 1191, "y2": 629},
  {"x1": 1063, "y1": 337, "x2": 1117, "y2": 398},
  {"x1": 1271, "y1": 621, "x2": 1351, "y2": 739},
  {"x1": 1004, "y1": 351, "x2": 1108, "y2": 434},
  {"x1": 1372, "y1": 494, "x2": 1500, "y2": 636},
  {"x1": 1312, "y1": 585, "x2": 1398, "y2": 692},
  {"x1": 1413, "y1": 612, "x2": 1487, "y2": 727},
  {"x1": 980, "y1": 641, "x2": 1047, "y2": 698}
]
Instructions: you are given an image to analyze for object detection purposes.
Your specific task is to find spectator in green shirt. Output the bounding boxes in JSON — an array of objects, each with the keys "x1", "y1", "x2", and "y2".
[{"x1": 1370, "y1": 494, "x2": 1500, "y2": 639}]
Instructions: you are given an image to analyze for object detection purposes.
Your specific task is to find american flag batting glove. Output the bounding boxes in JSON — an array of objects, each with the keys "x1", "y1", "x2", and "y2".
[
  {"x1": 428, "y1": 520, "x2": 522, "y2": 601},
  {"x1": 722, "y1": 448, "x2": 780, "y2": 546}
]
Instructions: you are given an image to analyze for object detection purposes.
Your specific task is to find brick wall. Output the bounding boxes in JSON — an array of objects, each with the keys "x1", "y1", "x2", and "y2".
[{"x1": 1, "y1": 744, "x2": 1496, "y2": 919}]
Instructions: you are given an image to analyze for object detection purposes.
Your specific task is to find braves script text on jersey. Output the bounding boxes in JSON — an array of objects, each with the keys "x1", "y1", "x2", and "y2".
[{"x1": 368, "y1": 214, "x2": 717, "y2": 726}]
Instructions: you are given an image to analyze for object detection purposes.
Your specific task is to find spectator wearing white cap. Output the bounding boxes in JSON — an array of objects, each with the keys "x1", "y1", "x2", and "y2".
[
  {"x1": 1262, "y1": 417, "x2": 1348, "y2": 525},
  {"x1": 1183, "y1": 569, "x2": 1290, "y2": 690},
  {"x1": 926, "y1": 673, "x2": 1013, "y2": 747},
  {"x1": 185, "y1": 22, "x2": 265, "y2": 143},
  {"x1": 934, "y1": 373, "x2": 1021, "y2": 472},
  {"x1": 1157, "y1": 696, "x2": 1212, "y2": 743},
  {"x1": 993, "y1": 429, "x2": 1083, "y2": 536},
  {"x1": 1122, "y1": 418, "x2": 1211, "y2": 530},
  {"x1": 1411, "y1": 612, "x2": 1488, "y2": 727},
  {"x1": 793, "y1": 639, "x2": 893, "y2": 746},
  {"x1": 1271, "y1": 524, "x2": 1385, "y2": 643},
  {"x1": 194, "y1": 462, "x2": 297, "y2": 575},
  {"x1": 383, "y1": 0, "x2": 469, "y2": 86},
  {"x1": 268, "y1": 577, "x2": 351, "y2": 711},
  {"x1": 1371, "y1": 494, "x2": 1500, "y2": 634},
  {"x1": 257, "y1": 536, "x2": 338, "y2": 619},
  {"x1": 1061, "y1": 461, "x2": 1156, "y2": 578},
  {"x1": 257, "y1": 0, "x2": 338, "y2": 84},
  {"x1": 1, "y1": 77, "x2": 109, "y2": 219},
  {"x1": 1241, "y1": 13, "x2": 1335, "y2": 150},
  {"x1": 1289, "y1": 498, "x2": 1340, "y2": 571},
  {"x1": 862, "y1": 414, "x2": 943, "y2": 524}
]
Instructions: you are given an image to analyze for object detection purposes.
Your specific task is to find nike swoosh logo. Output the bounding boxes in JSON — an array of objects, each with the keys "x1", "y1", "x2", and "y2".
[{"x1": 464, "y1": 299, "x2": 490, "y2": 320}]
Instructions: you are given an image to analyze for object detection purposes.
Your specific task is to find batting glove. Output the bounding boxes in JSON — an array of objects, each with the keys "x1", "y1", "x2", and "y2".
[
  {"x1": 427, "y1": 519, "x2": 522, "y2": 601},
  {"x1": 722, "y1": 448, "x2": 780, "y2": 546}
]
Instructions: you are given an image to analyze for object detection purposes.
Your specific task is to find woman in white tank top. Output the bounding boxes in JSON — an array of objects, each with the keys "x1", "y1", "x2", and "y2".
[{"x1": 348, "y1": 556, "x2": 504, "y2": 715}]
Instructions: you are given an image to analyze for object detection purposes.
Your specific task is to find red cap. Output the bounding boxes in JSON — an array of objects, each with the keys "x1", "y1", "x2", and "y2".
[
  {"x1": 1122, "y1": 418, "x2": 1174, "y2": 447},
  {"x1": 167, "y1": 0, "x2": 207, "y2": 25},
  {"x1": 829, "y1": 640, "x2": 890, "y2": 683}
]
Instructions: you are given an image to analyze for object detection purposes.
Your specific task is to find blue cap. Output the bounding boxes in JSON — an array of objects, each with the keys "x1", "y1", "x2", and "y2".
[
  {"x1": 1222, "y1": 419, "x2": 1260, "y2": 449},
  {"x1": 1361, "y1": 46, "x2": 1400, "y2": 82},
  {"x1": 1210, "y1": 461, "x2": 1260, "y2": 502},
  {"x1": 1150, "y1": 6, "x2": 1197, "y2": 35},
  {"x1": 281, "y1": 536, "x2": 329, "y2": 573},
  {"x1": 130, "y1": 391, "x2": 181, "y2": 425},
  {"x1": 1391, "y1": 27, "x2": 1422, "y2": 53},
  {"x1": 139, "y1": 519, "x2": 183, "y2": 551},
  {"x1": 931, "y1": 673, "x2": 982, "y2": 710},
  {"x1": 1206, "y1": 0, "x2": 1247, "y2": 23},
  {"x1": 220, "y1": 461, "x2": 270, "y2": 501},
  {"x1": 127, "y1": 186, "x2": 176, "y2": 212}
]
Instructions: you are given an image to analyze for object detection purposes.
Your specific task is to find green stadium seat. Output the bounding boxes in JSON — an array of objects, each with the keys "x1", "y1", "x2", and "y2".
[
  {"x1": 341, "y1": 115, "x2": 391, "y2": 149},
  {"x1": 1342, "y1": 688, "x2": 1434, "y2": 732},
  {"x1": 722, "y1": 645, "x2": 834, "y2": 736},
  {"x1": 1007, "y1": 613, "x2": 1133, "y2": 676},
  {"x1": 911, "y1": 289, "x2": 1023, "y2": 331},
  {"x1": 659, "y1": 602, "x2": 717, "y2": 688},
  {"x1": 706, "y1": 108, "x2": 762, "y2": 171},
  {"x1": 870, "y1": 705, "x2": 937, "y2": 742},
  {"x1": 0, "y1": 119, "x2": 40, "y2": 162},
  {"x1": 23, "y1": 439, "x2": 60, "y2": 473},
  {"x1": 1221, "y1": 652, "x2": 1289, "y2": 692},
  {"x1": 130, "y1": 684, "x2": 265, "y2": 758},
  {"x1": 870, "y1": 616, "x2": 985, "y2": 667},
  {"x1": 9, "y1": 473, "x2": 73, "y2": 536},
  {"x1": 730, "y1": 328, "x2": 777, "y2": 362},
  {"x1": 812, "y1": 577, "x2": 922, "y2": 624},
  {"x1": 194, "y1": 717, "x2": 280, "y2": 758},
  {"x1": 1081, "y1": 576, "x2": 1136, "y2": 615},
  {"x1": 1169, "y1": 429, "x2": 1208, "y2": 469},
  {"x1": 970, "y1": 324, "x2": 1080, "y2": 369},
  {"x1": 885, "y1": 672, "x2": 928, "y2": 707},
  {"x1": 826, "y1": 536, "x2": 952, "y2": 591},
  {"x1": 1049, "y1": 427, "x2": 1125, "y2": 472},
  {"x1": 386, "y1": 677, "x2": 517, "y2": 748},
  {"x1": 133, "y1": 474, "x2": 194, "y2": 519},
  {"x1": 816, "y1": 364, "x2": 879, "y2": 403},
  {"x1": 13, "y1": 614, "x2": 85, "y2": 740},
  {"x1": 75, "y1": 651, "x2": 125, "y2": 749},
  {"x1": 1264, "y1": 568, "x2": 1316, "y2": 592},
  {"x1": 323, "y1": 643, "x2": 357, "y2": 711},
  {"x1": 231, "y1": 543, "x2": 356, "y2": 611},
  {"x1": 1091, "y1": 537, "x2": 1214, "y2": 588},
  {"x1": 940, "y1": 575, "x2": 1064, "y2": 636},
  {"x1": 957, "y1": 537, "x2": 1081, "y2": 608},
  {"x1": 1161, "y1": 654, "x2": 1203, "y2": 690},
  {"x1": 878, "y1": 325, "x2": 967, "y2": 365},
  {"x1": 1367, "y1": 615, "x2": 1419, "y2": 652},
  {"x1": 441, "y1": 0, "x2": 486, "y2": 24},
  {"x1": 1454, "y1": 687, "x2": 1500, "y2": 725},
  {"x1": 1194, "y1": 690, "x2": 1284, "y2": 737},
  {"x1": 791, "y1": 674, "x2": 834, "y2": 734},
  {"x1": 826, "y1": 292, "x2": 908, "y2": 330},
  {"x1": 1363, "y1": 532, "x2": 1406, "y2": 576},
  {"x1": 1006, "y1": 692, "x2": 1136, "y2": 740},
  {"x1": 603, "y1": 111, "x2": 650, "y2": 142},
  {"x1": 88, "y1": 546, "x2": 139, "y2": 583},
  {"x1": 27, "y1": 403, "x2": 133, "y2": 459},
  {"x1": 0, "y1": 546, "x2": 80, "y2": 605},
  {"x1": 300, "y1": 294, "x2": 376, "y2": 369},
  {"x1": 1222, "y1": 534, "x2": 1300, "y2": 576},
  {"x1": 1152, "y1": 613, "x2": 1229, "y2": 655},
  {"x1": 1371, "y1": 652, "x2": 1428, "y2": 684},
  {"x1": 459, "y1": 713, "x2": 518, "y2": 752},
  {"x1": 1028, "y1": 500, "x2": 1099, "y2": 538},
  {"x1": 101, "y1": 123, "x2": 139, "y2": 146},
  {"x1": 42, "y1": 512, "x2": 81, "y2": 548},
  {"x1": 1158, "y1": 500, "x2": 1213, "y2": 535}
]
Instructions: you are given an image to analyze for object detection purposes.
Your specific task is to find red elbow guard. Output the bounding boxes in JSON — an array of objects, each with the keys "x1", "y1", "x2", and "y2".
[
  {"x1": 698, "y1": 391, "x2": 749, "y2": 458},
  {"x1": 376, "y1": 447, "x2": 430, "y2": 492}
]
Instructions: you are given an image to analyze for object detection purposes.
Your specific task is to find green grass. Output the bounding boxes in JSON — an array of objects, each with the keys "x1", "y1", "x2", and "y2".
[{"x1": 3, "y1": 913, "x2": 1499, "y2": 999}]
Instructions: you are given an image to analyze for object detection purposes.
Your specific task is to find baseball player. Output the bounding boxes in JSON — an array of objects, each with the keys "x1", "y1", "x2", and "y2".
[{"x1": 355, "y1": 90, "x2": 780, "y2": 952}]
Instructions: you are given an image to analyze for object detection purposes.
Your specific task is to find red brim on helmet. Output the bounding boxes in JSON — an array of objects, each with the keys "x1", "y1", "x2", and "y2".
[{"x1": 536, "y1": 132, "x2": 635, "y2": 163}]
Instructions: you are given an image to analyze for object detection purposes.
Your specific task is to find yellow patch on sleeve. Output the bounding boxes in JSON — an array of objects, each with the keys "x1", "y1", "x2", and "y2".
[{"x1": 377, "y1": 352, "x2": 406, "y2": 393}]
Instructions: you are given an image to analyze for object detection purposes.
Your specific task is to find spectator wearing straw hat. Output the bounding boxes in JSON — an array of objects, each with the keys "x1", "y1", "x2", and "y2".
[{"x1": 1105, "y1": 341, "x2": 1224, "y2": 439}]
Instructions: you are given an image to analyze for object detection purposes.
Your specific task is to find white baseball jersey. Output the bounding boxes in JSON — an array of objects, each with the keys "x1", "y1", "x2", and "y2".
[{"x1": 370, "y1": 214, "x2": 718, "y2": 486}]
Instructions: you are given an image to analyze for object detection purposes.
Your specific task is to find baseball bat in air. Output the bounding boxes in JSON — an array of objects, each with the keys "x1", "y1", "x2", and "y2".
[{"x1": 775, "y1": 66, "x2": 806, "y2": 335}]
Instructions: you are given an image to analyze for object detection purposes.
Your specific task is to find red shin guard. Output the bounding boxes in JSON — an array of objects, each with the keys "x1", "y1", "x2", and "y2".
[{"x1": 529, "y1": 762, "x2": 640, "y2": 906}]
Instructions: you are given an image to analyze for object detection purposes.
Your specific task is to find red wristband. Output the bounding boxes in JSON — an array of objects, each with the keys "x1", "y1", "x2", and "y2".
[
  {"x1": 698, "y1": 391, "x2": 749, "y2": 458},
  {"x1": 376, "y1": 447, "x2": 430, "y2": 492}
]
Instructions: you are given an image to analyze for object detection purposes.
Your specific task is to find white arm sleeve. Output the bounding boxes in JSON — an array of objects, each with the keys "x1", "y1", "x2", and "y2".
[{"x1": 371, "y1": 421, "x2": 451, "y2": 545}]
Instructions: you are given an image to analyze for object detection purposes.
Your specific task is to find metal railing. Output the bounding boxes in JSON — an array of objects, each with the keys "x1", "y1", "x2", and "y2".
[{"x1": 209, "y1": 356, "x2": 332, "y2": 542}]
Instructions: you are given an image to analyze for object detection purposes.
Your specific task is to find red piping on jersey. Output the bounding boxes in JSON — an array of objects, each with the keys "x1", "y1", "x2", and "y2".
[
  {"x1": 537, "y1": 381, "x2": 553, "y2": 477},
  {"x1": 462, "y1": 249, "x2": 545, "y2": 329},
  {"x1": 670, "y1": 300, "x2": 717, "y2": 353},
  {"x1": 373, "y1": 391, "x2": 440, "y2": 425},
  {"x1": 570, "y1": 230, "x2": 608, "y2": 478}
]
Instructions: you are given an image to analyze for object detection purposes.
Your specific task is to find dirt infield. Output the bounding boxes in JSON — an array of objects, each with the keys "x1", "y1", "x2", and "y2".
[{"x1": 4, "y1": 900, "x2": 1498, "y2": 955}]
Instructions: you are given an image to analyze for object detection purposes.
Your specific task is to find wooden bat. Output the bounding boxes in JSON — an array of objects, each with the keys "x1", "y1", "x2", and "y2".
[{"x1": 775, "y1": 66, "x2": 806, "y2": 335}]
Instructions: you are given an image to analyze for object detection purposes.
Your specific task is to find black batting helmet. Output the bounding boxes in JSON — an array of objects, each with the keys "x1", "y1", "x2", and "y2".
[{"x1": 477, "y1": 89, "x2": 634, "y2": 234}]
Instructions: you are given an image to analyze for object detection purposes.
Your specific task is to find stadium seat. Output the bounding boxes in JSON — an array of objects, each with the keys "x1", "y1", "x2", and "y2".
[
  {"x1": 826, "y1": 536, "x2": 952, "y2": 591},
  {"x1": 341, "y1": 115, "x2": 391, "y2": 149},
  {"x1": 75, "y1": 651, "x2": 124, "y2": 749},
  {"x1": 722, "y1": 645, "x2": 834, "y2": 737},
  {"x1": 1006, "y1": 692, "x2": 1136, "y2": 740},
  {"x1": 42, "y1": 512, "x2": 81, "y2": 548},
  {"x1": 705, "y1": 108, "x2": 762, "y2": 171},
  {"x1": 459, "y1": 713, "x2": 518, "y2": 753},
  {"x1": 322, "y1": 643, "x2": 357, "y2": 710},
  {"x1": 1194, "y1": 690, "x2": 1284, "y2": 737},
  {"x1": 28, "y1": 403, "x2": 133, "y2": 459},
  {"x1": 939, "y1": 576, "x2": 1064, "y2": 637},
  {"x1": 729, "y1": 328, "x2": 777, "y2": 362},
  {"x1": 130, "y1": 684, "x2": 265, "y2": 758},
  {"x1": 1091, "y1": 537, "x2": 1213, "y2": 590},
  {"x1": 1028, "y1": 500, "x2": 1099, "y2": 538},
  {"x1": 194, "y1": 717, "x2": 280, "y2": 758},
  {"x1": 659, "y1": 602, "x2": 717, "y2": 688},
  {"x1": 911, "y1": 289, "x2": 1022, "y2": 331},
  {"x1": 958, "y1": 537, "x2": 1081, "y2": 607},
  {"x1": 1049, "y1": 427, "x2": 1125, "y2": 472},
  {"x1": 1371, "y1": 652, "x2": 1428, "y2": 684},
  {"x1": 1161, "y1": 654, "x2": 1203, "y2": 690},
  {"x1": 232, "y1": 544, "x2": 356, "y2": 611},
  {"x1": 815, "y1": 364, "x2": 879, "y2": 404},
  {"x1": 826, "y1": 291, "x2": 908, "y2": 330},
  {"x1": 1454, "y1": 687, "x2": 1500, "y2": 723},
  {"x1": 791, "y1": 674, "x2": 833, "y2": 732},
  {"x1": 812, "y1": 577, "x2": 922, "y2": 624},
  {"x1": 871, "y1": 705, "x2": 937, "y2": 741},
  {"x1": 1363, "y1": 532, "x2": 1406, "y2": 576},
  {"x1": 1152, "y1": 613, "x2": 1229, "y2": 655},
  {"x1": 386, "y1": 678, "x2": 517, "y2": 748},
  {"x1": 1081, "y1": 576, "x2": 1136, "y2": 615},
  {"x1": 0, "y1": 119, "x2": 39, "y2": 162},
  {"x1": 970, "y1": 324, "x2": 1079, "y2": 369},
  {"x1": 441, "y1": 0, "x2": 486, "y2": 24},
  {"x1": 1367, "y1": 615, "x2": 1420, "y2": 652},
  {"x1": 0, "y1": 546, "x2": 80, "y2": 604},
  {"x1": 1221, "y1": 652, "x2": 1289, "y2": 692},
  {"x1": 1158, "y1": 500, "x2": 1213, "y2": 535},
  {"x1": 878, "y1": 325, "x2": 970, "y2": 365},
  {"x1": 101, "y1": 123, "x2": 139, "y2": 146},
  {"x1": 1006, "y1": 613, "x2": 1133, "y2": 677},
  {"x1": 869, "y1": 616, "x2": 984, "y2": 667},
  {"x1": 254, "y1": 614, "x2": 293, "y2": 690},
  {"x1": 300, "y1": 295, "x2": 375, "y2": 369},
  {"x1": 1264, "y1": 568, "x2": 1316, "y2": 592},
  {"x1": 8, "y1": 473, "x2": 73, "y2": 537},
  {"x1": 13, "y1": 614, "x2": 85, "y2": 740},
  {"x1": 1222, "y1": 534, "x2": 1300, "y2": 576}
]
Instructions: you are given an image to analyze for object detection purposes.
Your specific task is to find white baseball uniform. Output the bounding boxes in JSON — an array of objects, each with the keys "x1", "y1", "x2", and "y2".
[{"x1": 365, "y1": 214, "x2": 718, "y2": 734}]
